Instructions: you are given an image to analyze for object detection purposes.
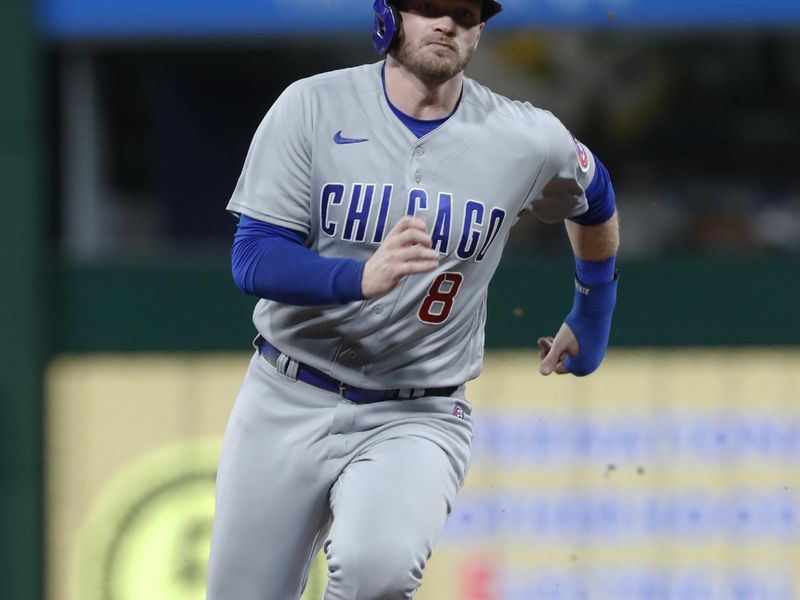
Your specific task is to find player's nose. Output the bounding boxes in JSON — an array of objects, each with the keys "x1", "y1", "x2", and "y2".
[{"x1": 431, "y1": 15, "x2": 457, "y2": 34}]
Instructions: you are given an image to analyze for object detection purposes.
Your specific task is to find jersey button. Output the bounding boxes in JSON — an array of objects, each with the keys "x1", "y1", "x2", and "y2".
[
  {"x1": 374, "y1": 305, "x2": 384, "y2": 315},
  {"x1": 345, "y1": 350, "x2": 358, "y2": 360},
  {"x1": 414, "y1": 171, "x2": 422, "y2": 183},
  {"x1": 414, "y1": 147, "x2": 424, "y2": 157}
]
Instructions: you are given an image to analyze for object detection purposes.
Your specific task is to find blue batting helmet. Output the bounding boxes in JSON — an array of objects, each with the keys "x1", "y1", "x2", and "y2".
[{"x1": 372, "y1": 0, "x2": 503, "y2": 55}]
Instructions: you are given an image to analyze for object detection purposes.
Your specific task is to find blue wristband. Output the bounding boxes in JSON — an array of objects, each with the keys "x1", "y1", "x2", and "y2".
[
  {"x1": 563, "y1": 273, "x2": 618, "y2": 376},
  {"x1": 575, "y1": 255, "x2": 616, "y2": 285}
]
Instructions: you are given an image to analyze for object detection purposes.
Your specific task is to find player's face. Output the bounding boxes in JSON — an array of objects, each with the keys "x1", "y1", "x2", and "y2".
[{"x1": 394, "y1": 0, "x2": 485, "y2": 84}]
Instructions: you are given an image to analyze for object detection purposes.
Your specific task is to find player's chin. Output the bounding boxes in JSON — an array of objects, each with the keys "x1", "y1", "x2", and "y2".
[
  {"x1": 423, "y1": 44, "x2": 461, "y2": 65},
  {"x1": 416, "y1": 55, "x2": 464, "y2": 82}
]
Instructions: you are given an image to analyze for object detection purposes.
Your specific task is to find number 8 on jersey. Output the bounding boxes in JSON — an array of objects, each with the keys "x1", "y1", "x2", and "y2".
[{"x1": 418, "y1": 272, "x2": 464, "y2": 324}]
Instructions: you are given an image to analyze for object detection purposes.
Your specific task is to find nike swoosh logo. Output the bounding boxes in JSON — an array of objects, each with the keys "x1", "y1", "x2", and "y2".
[{"x1": 333, "y1": 130, "x2": 369, "y2": 144}]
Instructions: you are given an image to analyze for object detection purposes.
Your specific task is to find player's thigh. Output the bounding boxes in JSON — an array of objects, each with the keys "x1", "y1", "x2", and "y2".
[
  {"x1": 207, "y1": 353, "x2": 335, "y2": 600},
  {"x1": 324, "y1": 431, "x2": 470, "y2": 598}
]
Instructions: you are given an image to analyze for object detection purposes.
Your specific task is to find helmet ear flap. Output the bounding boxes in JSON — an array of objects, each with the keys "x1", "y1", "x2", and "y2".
[{"x1": 373, "y1": 0, "x2": 401, "y2": 55}]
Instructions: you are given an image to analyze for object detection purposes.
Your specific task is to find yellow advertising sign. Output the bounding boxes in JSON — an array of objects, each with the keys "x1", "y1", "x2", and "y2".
[
  {"x1": 46, "y1": 350, "x2": 800, "y2": 599},
  {"x1": 71, "y1": 441, "x2": 217, "y2": 600}
]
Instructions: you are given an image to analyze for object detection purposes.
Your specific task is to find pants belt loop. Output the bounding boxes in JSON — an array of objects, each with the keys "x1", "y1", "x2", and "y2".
[
  {"x1": 275, "y1": 353, "x2": 299, "y2": 381},
  {"x1": 252, "y1": 334, "x2": 264, "y2": 351},
  {"x1": 284, "y1": 357, "x2": 300, "y2": 380}
]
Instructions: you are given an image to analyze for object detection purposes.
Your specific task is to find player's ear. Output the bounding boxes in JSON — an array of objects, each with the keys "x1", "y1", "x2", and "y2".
[{"x1": 473, "y1": 23, "x2": 484, "y2": 50}]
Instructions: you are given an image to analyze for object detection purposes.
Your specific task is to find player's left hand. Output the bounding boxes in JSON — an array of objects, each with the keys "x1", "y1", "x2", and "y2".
[
  {"x1": 537, "y1": 323, "x2": 579, "y2": 376},
  {"x1": 539, "y1": 273, "x2": 617, "y2": 377}
]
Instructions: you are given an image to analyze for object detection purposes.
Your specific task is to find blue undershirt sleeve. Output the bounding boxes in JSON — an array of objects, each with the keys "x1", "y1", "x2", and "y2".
[
  {"x1": 568, "y1": 156, "x2": 616, "y2": 226},
  {"x1": 231, "y1": 214, "x2": 366, "y2": 305}
]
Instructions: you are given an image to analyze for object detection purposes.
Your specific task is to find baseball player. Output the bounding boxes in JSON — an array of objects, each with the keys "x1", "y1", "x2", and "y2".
[{"x1": 207, "y1": 0, "x2": 619, "y2": 598}]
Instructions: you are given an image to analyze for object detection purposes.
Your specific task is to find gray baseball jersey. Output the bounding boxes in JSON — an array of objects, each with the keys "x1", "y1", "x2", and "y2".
[
  {"x1": 210, "y1": 59, "x2": 600, "y2": 600},
  {"x1": 227, "y1": 61, "x2": 595, "y2": 389}
]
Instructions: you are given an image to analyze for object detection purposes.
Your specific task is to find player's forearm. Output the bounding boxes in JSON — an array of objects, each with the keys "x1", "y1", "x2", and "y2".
[
  {"x1": 231, "y1": 215, "x2": 366, "y2": 305},
  {"x1": 543, "y1": 212, "x2": 619, "y2": 377},
  {"x1": 565, "y1": 212, "x2": 619, "y2": 261},
  {"x1": 548, "y1": 212, "x2": 619, "y2": 377}
]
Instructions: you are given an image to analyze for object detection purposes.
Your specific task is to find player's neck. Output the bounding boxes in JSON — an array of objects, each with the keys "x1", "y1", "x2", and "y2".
[{"x1": 383, "y1": 59, "x2": 463, "y2": 120}]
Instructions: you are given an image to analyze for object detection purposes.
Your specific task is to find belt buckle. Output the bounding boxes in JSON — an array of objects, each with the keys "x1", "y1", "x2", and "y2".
[{"x1": 339, "y1": 381, "x2": 348, "y2": 398}]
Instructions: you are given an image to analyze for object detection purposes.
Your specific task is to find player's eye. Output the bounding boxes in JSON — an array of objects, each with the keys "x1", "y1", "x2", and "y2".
[
  {"x1": 454, "y1": 7, "x2": 479, "y2": 26},
  {"x1": 419, "y1": 2, "x2": 436, "y2": 14},
  {"x1": 403, "y1": 0, "x2": 437, "y2": 16}
]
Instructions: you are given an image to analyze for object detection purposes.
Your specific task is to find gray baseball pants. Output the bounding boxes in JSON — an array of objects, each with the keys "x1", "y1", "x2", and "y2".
[{"x1": 206, "y1": 350, "x2": 473, "y2": 600}]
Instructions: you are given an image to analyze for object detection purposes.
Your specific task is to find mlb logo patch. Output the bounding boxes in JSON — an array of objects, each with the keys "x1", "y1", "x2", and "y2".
[
  {"x1": 453, "y1": 403, "x2": 465, "y2": 419},
  {"x1": 571, "y1": 133, "x2": 590, "y2": 173}
]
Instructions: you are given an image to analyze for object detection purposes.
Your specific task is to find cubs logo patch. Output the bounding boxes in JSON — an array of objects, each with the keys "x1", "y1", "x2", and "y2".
[
  {"x1": 453, "y1": 403, "x2": 465, "y2": 419},
  {"x1": 571, "y1": 133, "x2": 590, "y2": 173}
]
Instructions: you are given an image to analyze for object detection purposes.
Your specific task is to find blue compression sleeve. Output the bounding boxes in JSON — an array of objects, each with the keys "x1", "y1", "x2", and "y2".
[
  {"x1": 231, "y1": 215, "x2": 366, "y2": 305},
  {"x1": 563, "y1": 272, "x2": 618, "y2": 376},
  {"x1": 568, "y1": 157, "x2": 615, "y2": 226},
  {"x1": 575, "y1": 255, "x2": 616, "y2": 285}
]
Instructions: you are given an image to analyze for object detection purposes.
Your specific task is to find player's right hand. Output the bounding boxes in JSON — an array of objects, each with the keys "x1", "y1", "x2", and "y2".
[{"x1": 362, "y1": 216, "x2": 439, "y2": 299}]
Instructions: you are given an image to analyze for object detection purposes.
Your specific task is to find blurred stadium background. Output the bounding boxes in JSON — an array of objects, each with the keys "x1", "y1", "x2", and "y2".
[{"x1": 3, "y1": 0, "x2": 800, "y2": 598}]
